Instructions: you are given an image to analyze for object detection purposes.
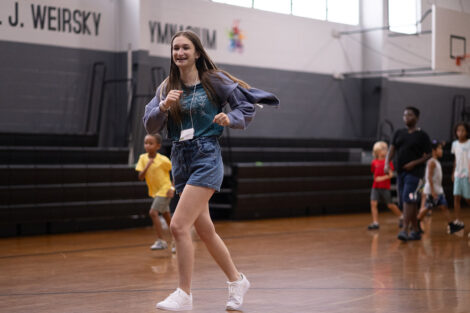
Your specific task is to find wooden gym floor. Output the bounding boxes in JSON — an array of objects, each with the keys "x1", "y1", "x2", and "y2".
[{"x1": 1, "y1": 211, "x2": 469, "y2": 313}]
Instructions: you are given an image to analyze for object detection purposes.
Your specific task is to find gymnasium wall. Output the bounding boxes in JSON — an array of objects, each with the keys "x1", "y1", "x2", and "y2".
[
  {"x1": 379, "y1": 79, "x2": 470, "y2": 142},
  {"x1": 360, "y1": 0, "x2": 470, "y2": 88},
  {"x1": 0, "y1": 41, "x2": 123, "y2": 133},
  {"x1": 359, "y1": 0, "x2": 470, "y2": 142},
  {"x1": 0, "y1": 0, "x2": 469, "y2": 144},
  {"x1": 0, "y1": 0, "x2": 124, "y2": 144}
]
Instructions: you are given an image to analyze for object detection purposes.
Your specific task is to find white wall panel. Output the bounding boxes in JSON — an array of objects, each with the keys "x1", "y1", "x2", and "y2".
[
  {"x1": 139, "y1": 0, "x2": 362, "y2": 74},
  {"x1": 0, "y1": 0, "x2": 117, "y2": 51}
]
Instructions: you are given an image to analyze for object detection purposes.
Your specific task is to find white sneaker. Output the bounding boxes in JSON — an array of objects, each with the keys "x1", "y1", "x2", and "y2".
[
  {"x1": 151, "y1": 239, "x2": 168, "y2": 250},
  {"x1": 226, "y1": 273, "x2": 250, "y2": 311},
  {"x1": 171, "y1": 241, "x2": 176, "y2": 254},
  {"x1": 454, "y1": 219, "x2": 465, "y2": 227},
  {"x1": 156, "y1": 288, "x2": 192, "y2": 311}
]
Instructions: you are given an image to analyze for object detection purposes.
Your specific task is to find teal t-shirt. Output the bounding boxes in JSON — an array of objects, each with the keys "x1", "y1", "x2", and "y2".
[{"x1": 168, "y1": 83, "x2": 223, "y2": 141}]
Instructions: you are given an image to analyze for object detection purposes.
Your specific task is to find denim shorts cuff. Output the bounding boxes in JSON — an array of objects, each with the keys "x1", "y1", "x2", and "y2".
[
  {"x1": 175, "y1": 184, "x2": 185, "y2": 194},
  {"x1": 186, "y1": 182, "x2": 221, "y2": 192}
]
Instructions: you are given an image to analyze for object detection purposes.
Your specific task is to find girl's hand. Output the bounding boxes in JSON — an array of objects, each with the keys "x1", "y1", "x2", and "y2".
[
  {"x1": 213, "y1": 113, "x2": 230, "y2": 127},
  {"x1": 162, "y1": 90, "x2": 183, "y2": 111},
  {"x1": 166, "y1": 188, "x2": 175, "y2": 198}
]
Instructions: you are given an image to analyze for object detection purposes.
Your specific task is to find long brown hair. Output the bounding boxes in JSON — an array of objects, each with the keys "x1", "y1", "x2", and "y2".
[{"x1": 161, "y1": 31, "x2": 250, "y2": 124}]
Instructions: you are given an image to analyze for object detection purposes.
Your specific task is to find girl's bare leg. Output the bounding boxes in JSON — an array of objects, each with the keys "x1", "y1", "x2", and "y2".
[
  {"x1": 454, "y1": 195, "x2": 462, "y2": 221},
  {"x1": 170, "y1": 185, "x2": 216, "y2": 294},
  {"x1": 194, "y1": 207, "x2": 240, "y2": 282}
]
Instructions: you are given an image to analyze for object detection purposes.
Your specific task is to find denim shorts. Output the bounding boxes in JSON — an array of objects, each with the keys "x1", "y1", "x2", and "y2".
[
  {"x1": 424, "y1": 194, "x2": 448, "y2": 209},
  {"x1": 397, "y1": 172, "x2": 422, "y2": 207},
  {"x1": 453, "y1": 177, "x2": 470, "y2": 198},
  {"x1": 150, "y1": 196, "x2": 171, "y2": 213},
  {"x1": 170, "y1": 136, "x2": 224, "y2": 194}
]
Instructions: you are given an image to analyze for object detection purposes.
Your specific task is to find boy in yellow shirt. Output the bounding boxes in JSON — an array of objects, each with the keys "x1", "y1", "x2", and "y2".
[{"x1": 136, "y1": 134, "x2": 175, "y2": 252}]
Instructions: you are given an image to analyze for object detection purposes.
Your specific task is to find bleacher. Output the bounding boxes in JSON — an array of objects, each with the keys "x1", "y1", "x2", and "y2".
[
  {"x1": 0, "y1": 134, "x2": 149, "y2": 237},
  {"x1": 1, "y1": 132, "x2": 453, "y2": 237},
  {"x1": 232, "y1": 162, "x2": 371, "y2": 219}
]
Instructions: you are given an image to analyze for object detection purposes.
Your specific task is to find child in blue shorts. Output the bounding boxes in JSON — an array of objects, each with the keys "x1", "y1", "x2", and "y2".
[
  {"x1": 417, "y1": 140, "x2": 464, "y2": 234},
  {"x1": 451, "y1": 122, "x2": 469, "y2": 230},
  {"x1": 385, "y1": 106, "x2": 431, "y2": 241}
]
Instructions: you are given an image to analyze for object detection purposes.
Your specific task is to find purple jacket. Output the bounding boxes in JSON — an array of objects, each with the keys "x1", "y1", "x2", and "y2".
[{"x1": 143, "y1": 71, "x2": 279, "y2": 135}]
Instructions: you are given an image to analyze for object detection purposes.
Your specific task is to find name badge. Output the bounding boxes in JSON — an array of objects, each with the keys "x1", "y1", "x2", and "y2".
[{"x1": 179, "y1": 128, "x2": 195, "y2": 141}]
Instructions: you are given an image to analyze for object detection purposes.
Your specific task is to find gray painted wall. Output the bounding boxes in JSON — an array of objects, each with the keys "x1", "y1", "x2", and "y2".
[
  {"x1": 379, "y1": 79, "x2": 470, "y2": 143},
  {"x1": 361, "y1": 78, "x2": 382, "y2": 139},
  {"x1": 0, "y1": 41, "x2": 128, "y2": 146},
  {"x1": 1, "y1": 42, "x2": 470, "y2": 149}
]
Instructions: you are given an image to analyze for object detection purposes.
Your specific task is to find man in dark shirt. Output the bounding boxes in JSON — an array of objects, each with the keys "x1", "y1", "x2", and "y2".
[{"x1": 385, "y1": 107, "x2": 431, "y2": 241}]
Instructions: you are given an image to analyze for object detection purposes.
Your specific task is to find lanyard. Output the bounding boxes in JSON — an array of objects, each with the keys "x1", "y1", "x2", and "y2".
[{"x1": 180, "y1": 84, "x2": 197, "y2": 131}]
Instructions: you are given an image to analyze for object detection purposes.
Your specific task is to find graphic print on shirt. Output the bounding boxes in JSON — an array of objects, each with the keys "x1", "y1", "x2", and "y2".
[
  {"x1": 181, "y1": 87, "x2": 210, "y2": 117},
  {"x1": 167, "y1": 83, "x2": 223, "y2": 141}
]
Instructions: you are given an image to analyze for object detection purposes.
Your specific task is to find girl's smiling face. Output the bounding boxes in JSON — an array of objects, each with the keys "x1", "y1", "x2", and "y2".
[{"x1": 172, "y1": 35, "x2": 200, "y2": 70}]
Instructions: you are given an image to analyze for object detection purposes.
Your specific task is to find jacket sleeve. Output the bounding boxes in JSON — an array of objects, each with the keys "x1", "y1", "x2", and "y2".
[
  {"x1": 226, "y1": 87, "x2": 256, "y2": 130},
  {"x1": 210, "y1": 72, "x2": 279, "y2": 130},
  {"x1": 143, "y1": 85, "x2": 168, "y2": 134}
]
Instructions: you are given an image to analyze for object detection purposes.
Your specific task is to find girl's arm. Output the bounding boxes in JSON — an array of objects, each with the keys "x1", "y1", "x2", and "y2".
[
  {"x1": 452, "y1": 156, "x2": 456, "y2": 182},
  {"x1": 222, "y1": 88, "x2": 256, "y2": 129},
  {"x1": 210, "y1": 72, "x2": 278, "y2": 130},
  {"x1": 451, "y1": 142, "x2": 456, "y2": 182},
  {"x1": 143, "y1": 85, "x2": 169, "y2": 134},
  {"x1": 427, "y1": 160, "x2": 437, "y2": 198}
]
